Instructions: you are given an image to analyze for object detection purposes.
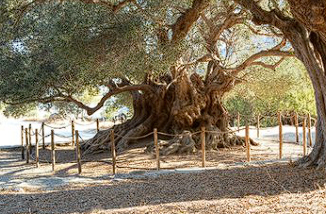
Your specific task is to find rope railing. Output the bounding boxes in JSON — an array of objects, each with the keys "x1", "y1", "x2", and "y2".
[
  {"x1": 53, "y1": 133, "x2": 73, "y2": 139},
  {"x1": 78, "y1": 129, "x2": 97, "y2": 134},
  {"x1": 157, "y1": 131, "x2": 201, "y2": 137},
  {"x1": 232, "y1": 112, "x2": 316, "y2": 120},
  {"x1": 114, "y1": 131, "x2": 154, "y2": 140},
  {"x1": 20, "y1": 110, "x2": 316, "y2": 175},
  {"x1": 74, "y1": 120, "x2": 97, "y2": 126},
  {"x1": 43, "y1": 122, "x2": 71, "y2": 129},
  {"x1": 205, "y1": 127, "x2": 246, "y2": 135}
]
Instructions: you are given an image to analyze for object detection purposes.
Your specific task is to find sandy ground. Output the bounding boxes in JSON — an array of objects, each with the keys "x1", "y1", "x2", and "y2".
[
  {"x1": 1, "y1": 136, "x2": 325, "y2": 214},
  {"x1": 0, "y1": 117, "x2": 114, "y2": 148}
]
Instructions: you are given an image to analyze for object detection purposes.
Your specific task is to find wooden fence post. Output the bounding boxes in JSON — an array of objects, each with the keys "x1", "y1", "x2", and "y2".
[
  {"x1": 303, "y1": 118, "x2": 307, "y2": 156},
  {"x1": 25, "y1": 128, "x2": 29, "y2": 164},
  {"x1": 278, "y1": 112, "x2": 283, "y2": 159},
  {"x1": 35, "y1": 129, "x2": 39, "y2": 168},
  {"x1": 71, "y1": 120, "x2": 75, "y2": 147},
  {"x1": 96, "y1": 119, "x2": 100, "y2": 132},
  {"x1": 308, "y1": 113, "x2": 312, "y2": 147},
  {"x1": 154, "y1": 128, "x2": 160, "y2": 170},
  {"x1": 110, "y1": 129, "x2": 116, "y2": 175},
  {"x1": 21, "y1": 126, "x2": 25, "y2": 160},
  {"x1": 245, "y1": 124, "x2": 251, "y2": 162},
  {"x1": 51, "y1": 130, "x2": 55, "y2": 172},
  {"x1": 75, "y1": 130, "x2": 82, "y2": 174},
  {"x1": 28, "y1": 124, "x2": 32, "y2": 154},
  {"x1": 237, "y1": 112, "x2": 240, "y2": 132},
  {"x1": 201, "y1": 126, "x2": 206, "y2": 167},
  {"x1": 42, "y1": 122, "x2": 45, "y2": 149},
  {"x1": 294, "y1": 113, "x2": 299, "y2": 143},
  {"x1": 257, "y1": 114, "x2": 260, "y2": 138}
]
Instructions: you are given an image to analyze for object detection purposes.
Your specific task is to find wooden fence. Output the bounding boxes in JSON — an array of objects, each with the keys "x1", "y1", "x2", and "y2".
[{"x1": 20, "y1": 112, "x2": 315, "y2": 175}]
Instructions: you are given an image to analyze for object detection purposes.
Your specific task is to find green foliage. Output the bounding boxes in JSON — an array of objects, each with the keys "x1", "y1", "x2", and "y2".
[
  {"x1": 102, "y1": 102, "x2": 121, "y2": 119},
  {"x1": 0, "y1": 1, "x2": 148, "y2": 102},
  {"x1": 224, "y1": 58, "x2": 316, "y2": 126},
  {"x1": 0, "y1": 0, "x2": 318, "y2": 122},
  {"x1": 0, "y1": 0, "x2": 192, "y2": 116},
  {"x1": 101, "y1": 92, "x2": 133, "y2": 119},
  {"x1": 3, "y1": 103, "x2": 37, "y2": 118}
]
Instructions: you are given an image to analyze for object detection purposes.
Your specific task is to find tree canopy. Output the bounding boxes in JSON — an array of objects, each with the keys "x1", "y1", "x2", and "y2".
[
  {"x1": 1, "y1": 0, "x2": 326, "y2": 168},
  {"x1": 0, "y1": 0, "x2": 294, "y2": 115}
]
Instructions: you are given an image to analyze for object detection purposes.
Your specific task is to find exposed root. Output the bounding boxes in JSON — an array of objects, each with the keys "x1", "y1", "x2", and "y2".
[
  {"x1": 295, "y1": 155, "x2": 326, "y2": 171},
  {"x1": 145, "y1": 128, "x2": 258, "y2": 156},
  {"x1": 81, "y1": 129, "x2": 110, "y2": 155}
]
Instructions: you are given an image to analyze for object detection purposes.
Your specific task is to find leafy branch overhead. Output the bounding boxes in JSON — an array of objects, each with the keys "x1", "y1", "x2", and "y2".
[{"x1": 1, "y1": 0, "x2": 293, "y2": 113}]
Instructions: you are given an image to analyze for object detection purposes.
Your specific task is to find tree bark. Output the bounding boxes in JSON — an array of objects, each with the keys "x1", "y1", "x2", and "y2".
[
  {"x1": 235, "y1": 0, "x2": 326, "y2": 169},
  {"x1": 81, "y1": 67, "x2": 254, "y2": 155}
]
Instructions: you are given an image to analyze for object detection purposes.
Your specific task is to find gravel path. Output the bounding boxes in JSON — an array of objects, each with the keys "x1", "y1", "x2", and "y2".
[
  {"x1": 0, "y1": 139, "x2": 325, "y2": 214},
  {"x1": 0, "y1": 163, "x2": 325, "y2": 214}
]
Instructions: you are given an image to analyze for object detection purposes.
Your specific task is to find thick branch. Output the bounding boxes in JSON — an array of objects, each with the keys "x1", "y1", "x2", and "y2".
[
  {"x1": 227, "y1": 50, "x2": 293, "y2": 75},
  {"x1": 5, "y1": 94, "x2": 63, "y2": 106},
  {"x1": 64, "y1": 84, "x2": 154, "y2": 115},
  {"x1": 171, "y1": 0, "x2": 210, "y2": 42},
  {"x1": 250, "y1": 57, "x2": 286, "y2": 71},
  {"x1": 245, "y1": 23, "x2": 283, "y2": 37},
  {"x1": 202, "y1": 12, "x2": 245, "y2": 52}
]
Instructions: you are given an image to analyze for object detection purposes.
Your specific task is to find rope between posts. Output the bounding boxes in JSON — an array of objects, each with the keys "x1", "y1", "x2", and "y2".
[
  {"x1": 114, "y1": 132, "x2": 154, "y2": 140},
  {"x1": 205, "y1": 128, "x2": 246, "y2": 134},
  {"x1": 78, "y1": 129, "x2": 97, "y2": 134},
  {"x1": 237, "y1": 113, "x2": 277, "y2": 118},
  {"x1": 77, "y1": 132, "x2": 86, "y2": 143},
  {"x1": 157, "y1": 131, "x2": 201, "y2": 137},
  {"x1": 53, "y1": 133, "x2": 73, "y2": 139},
  {"x1": 156, "y1": 132, "x2": 180, "y2": 137},
  {"x1": 235, "y1": 113, "x2": 317, "y2": 120},
  {"x1": 43, "y1": 123, "x2": 71, "y2": 129},
  {"x1": 74, "y1": 120, "x2": 96, "y2": 126},
  {"x1": 44, "y1": 133, "x2": 52, "y2": 138}
]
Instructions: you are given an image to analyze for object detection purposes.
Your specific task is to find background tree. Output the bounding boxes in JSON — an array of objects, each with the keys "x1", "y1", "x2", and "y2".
[
  {"x1": 225, "y1": 57, "x2": 316, "y2": 127},
  {"x1": 234, "y1": 0, "x2": 326, "y2": 169}
]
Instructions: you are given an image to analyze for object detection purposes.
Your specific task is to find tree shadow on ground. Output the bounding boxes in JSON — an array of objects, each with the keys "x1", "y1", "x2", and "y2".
[{"x1": 1, "y1": 163, "x2": 325, "y2": 214}]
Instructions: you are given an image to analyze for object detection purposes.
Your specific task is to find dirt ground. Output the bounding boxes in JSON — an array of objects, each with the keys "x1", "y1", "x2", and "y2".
[{"x1": 0, "y1": 139, "x2": 325, "y2": 214}]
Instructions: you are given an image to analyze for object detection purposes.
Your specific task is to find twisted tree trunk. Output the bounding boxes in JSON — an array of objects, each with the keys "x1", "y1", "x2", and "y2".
[{"x1": 81, "y1": 66, "x2": 253, "y2": 155}]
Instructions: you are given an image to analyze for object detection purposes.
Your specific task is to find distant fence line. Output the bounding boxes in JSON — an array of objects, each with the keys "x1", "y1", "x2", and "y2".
[
  {"x1": 233, "y1": 112, "x2": 317, "y2": 128},
  {"x1": 20, "y1": 111, "x2": 315, "y2": 175}
]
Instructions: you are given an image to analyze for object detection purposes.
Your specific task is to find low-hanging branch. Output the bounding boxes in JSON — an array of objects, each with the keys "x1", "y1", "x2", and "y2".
[
  {"x1": 171, "y1": 0, "x2": 210, "y2": 42},
  {"x1": 62, "y1": 84, "x2": 155, "y2": 115},
  {"x1": 5, "y1": 83, "x2": 155, "y2": 116}
]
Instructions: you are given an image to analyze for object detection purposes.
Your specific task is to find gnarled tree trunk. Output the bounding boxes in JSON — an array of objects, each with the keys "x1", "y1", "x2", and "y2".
[{"x1": 81, "y1": 65, "x2": 253, "y2": 155}]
